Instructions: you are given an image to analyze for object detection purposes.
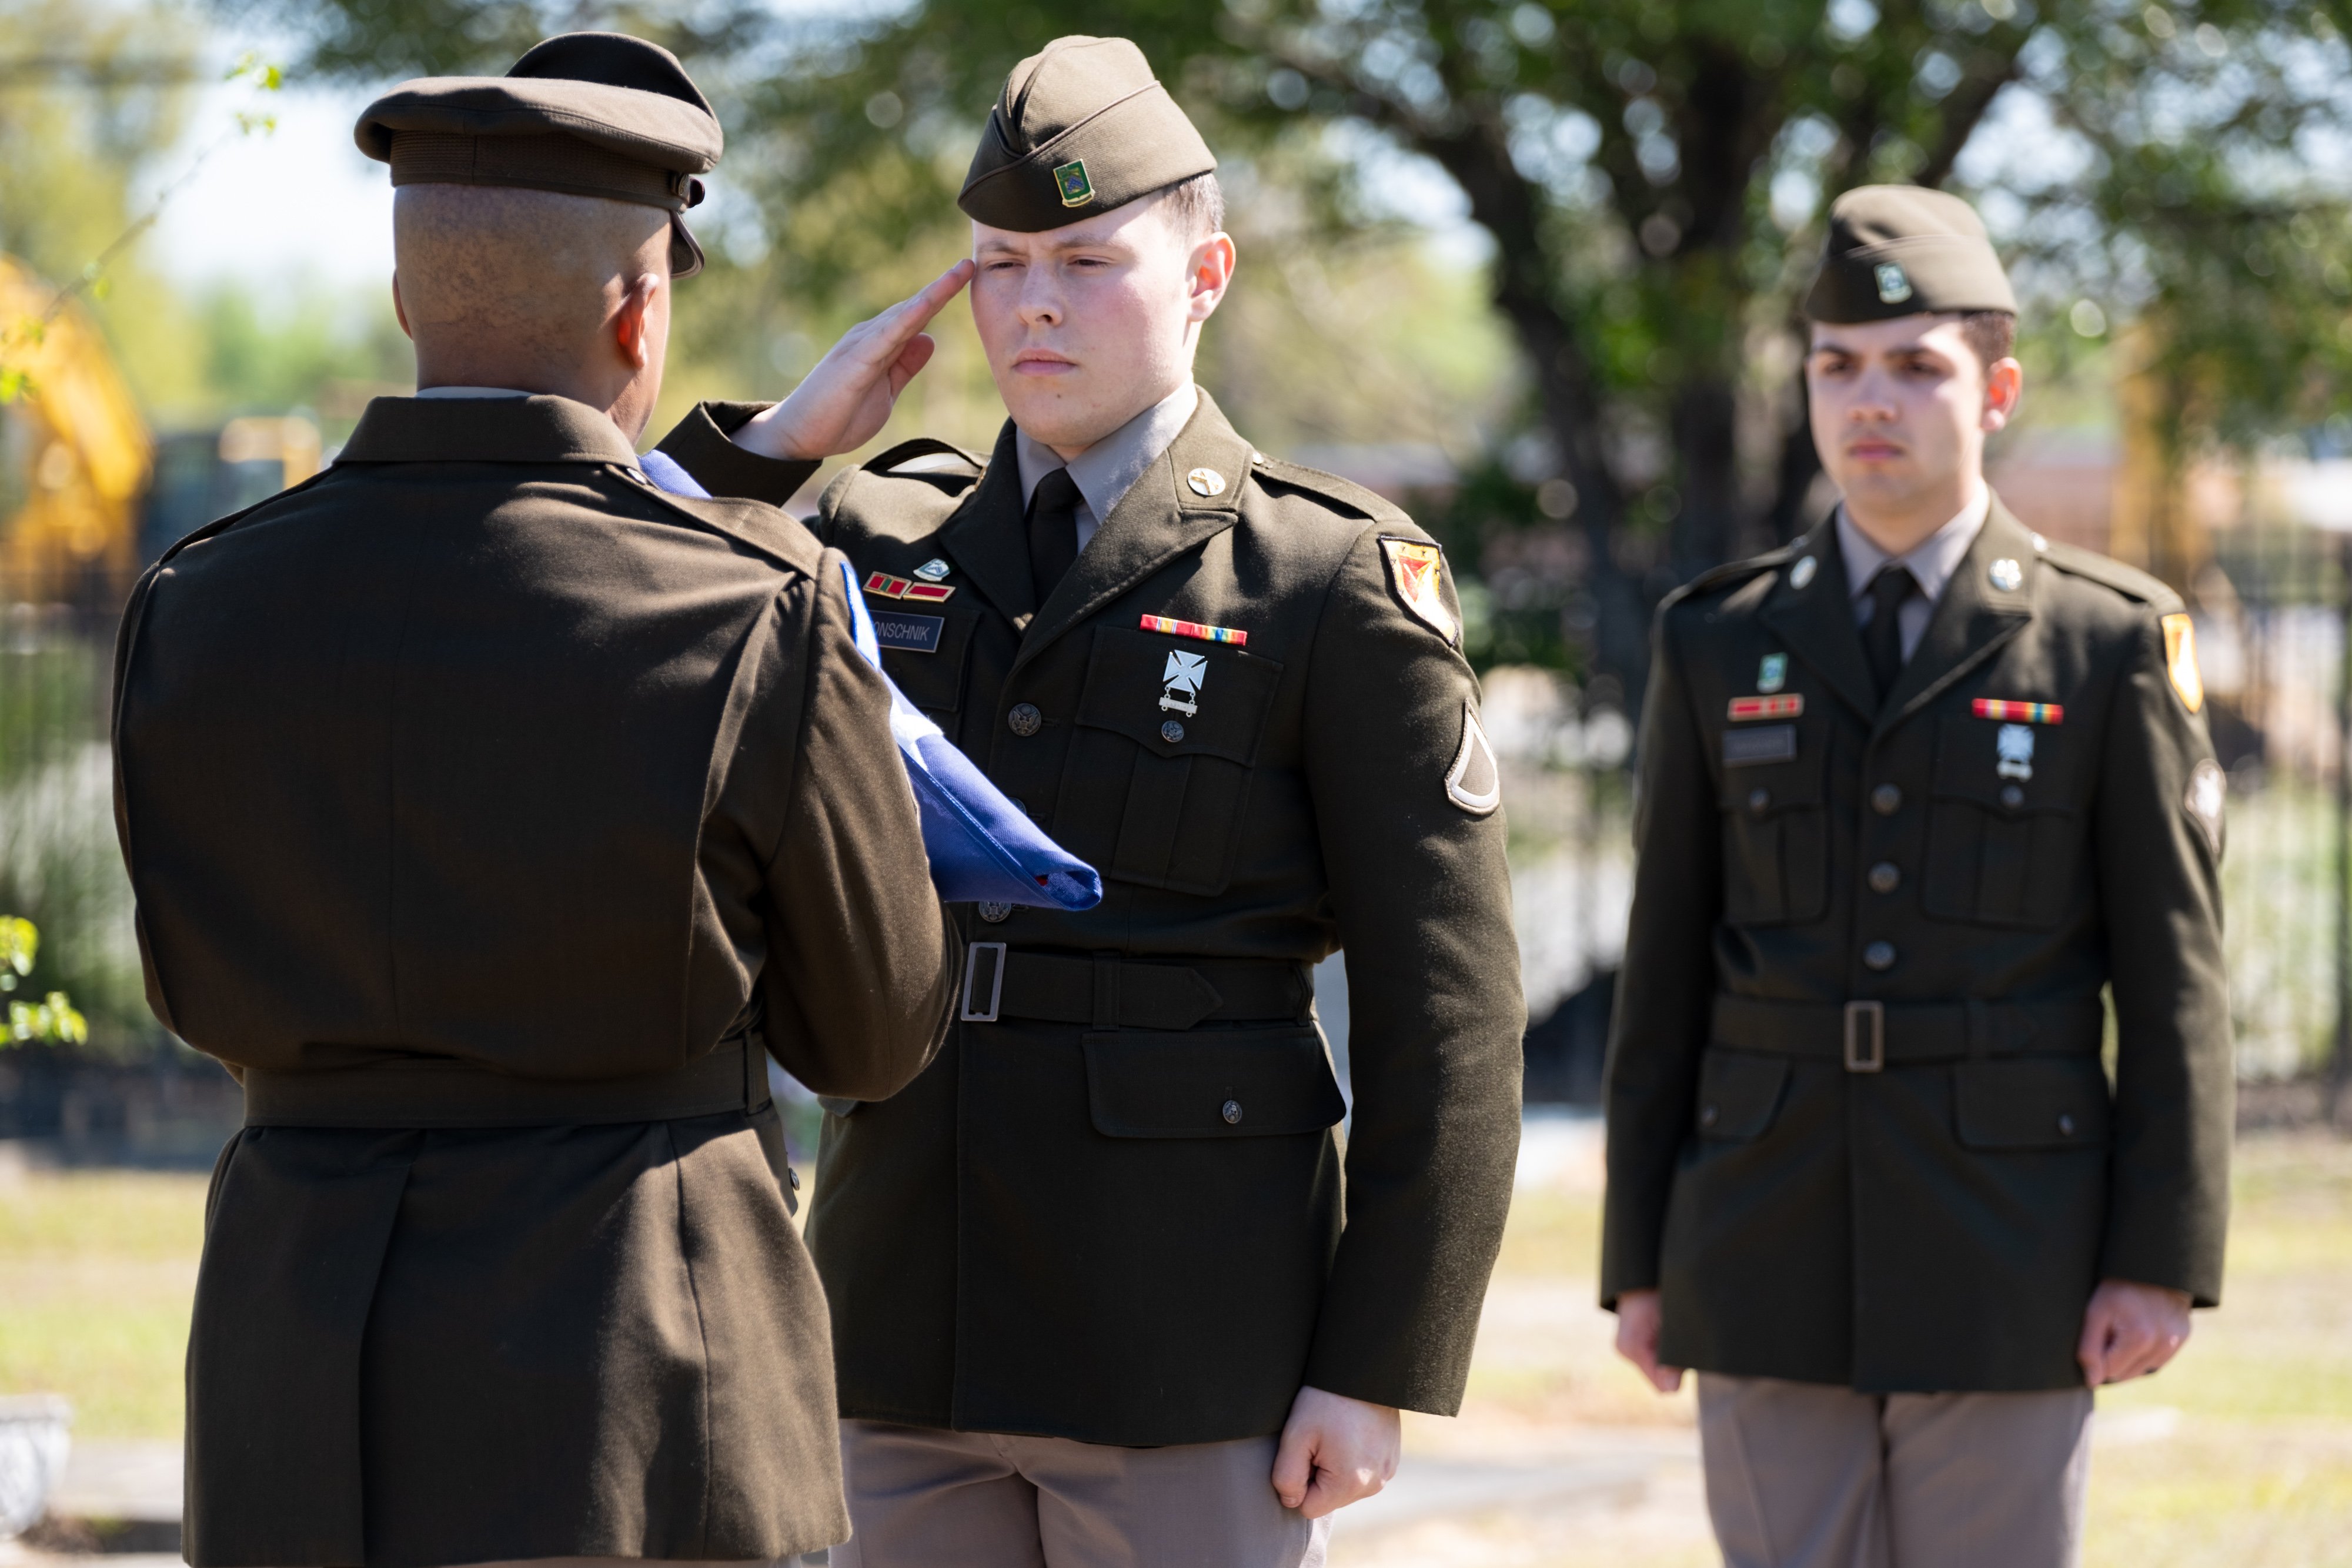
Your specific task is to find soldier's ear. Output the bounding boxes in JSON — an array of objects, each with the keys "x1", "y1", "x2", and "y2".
[
  {"x1": 612, "y1": 273, "x2": 666, "y2": 370},
  {"x1": 392, "y1": 273, "x2": 412, "y2": 342},
  {"x1": 1187, "y1": 233, "x2": 1235, "y2": 325},
  {"x1": 1982, "y1": 356, "x2": 2023, "y2": 433}
]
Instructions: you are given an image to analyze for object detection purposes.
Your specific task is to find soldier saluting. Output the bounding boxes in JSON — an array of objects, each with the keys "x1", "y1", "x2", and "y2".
[
  {"x1": 660, "y1": 34, "x2": 1526, "y2": 1567},
  {"x1": 1603, "y1": 186, "x2": 2231, "y2": 1567},
  {"x1": 112, "y1": 34, "x2": 965, "y2": 1568}
]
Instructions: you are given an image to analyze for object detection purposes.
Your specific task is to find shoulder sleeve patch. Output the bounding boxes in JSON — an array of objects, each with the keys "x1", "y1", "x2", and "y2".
[
  {"x1": 1446, "y1": 703, "x2": 1502, "y2": 815},
  {"x1": 1379, "y1": 536, "x2": 1459, "y2": 646},
  {"x1": 2186, "y1": 757, "x2": 2226, "y2": 857},
  {"x1": 2161, "y1": 613, "x2": 2205, "y2": 713}
]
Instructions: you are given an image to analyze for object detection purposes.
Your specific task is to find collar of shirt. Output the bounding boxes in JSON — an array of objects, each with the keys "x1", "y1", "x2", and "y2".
[
  {"x1": 1015, "y1": 382, "x2": 1200, "y2": 553},
  {"x1": 413, "y1": 386, "x2": 533, "y2": 399},
  {"x1": 1836, "y1": 484, "x2": 1990, "y2": 610}
]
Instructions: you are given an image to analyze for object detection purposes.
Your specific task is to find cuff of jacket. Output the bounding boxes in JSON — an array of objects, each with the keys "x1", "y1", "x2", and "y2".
[{"x1": 655, "y1": 402, "x2": 820, "y2": 508}]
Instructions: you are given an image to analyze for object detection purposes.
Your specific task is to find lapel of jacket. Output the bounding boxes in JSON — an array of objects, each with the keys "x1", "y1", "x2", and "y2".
[
  {"x1": 1758, "y1": 517, "x2": 1879, "y2": 724},
  {"x1": 1009, "y1": 389, "x2": 1254, "y2": 678},
  {"x1": 939, "y1": 422, "x2": 1039, "y2": 627},
  {"x1": 1878, "y1": 496, "x2": 2037, "y2": 734}
]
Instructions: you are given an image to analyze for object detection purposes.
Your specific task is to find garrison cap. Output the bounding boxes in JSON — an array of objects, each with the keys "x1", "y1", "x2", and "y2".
[
  {"x1": 1803, "y1": 185, "x2": 2017, "y2": 323},
  {"x1": 355, "y1": 32, "x2": 721, "y2": 278},
  {"x1": 958, "y1": 36, "x2": 1216, "y2": 233}
]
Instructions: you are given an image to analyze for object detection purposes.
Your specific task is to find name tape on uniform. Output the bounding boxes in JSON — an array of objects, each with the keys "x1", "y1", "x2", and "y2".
[
  {"x1": 1972, "y1": 699, "x2": 2063, "y2": 724},
  {"x1": 1728, "y1": 695, "x2": 1804, "y2": 722},
  {"x1": 1140, "y1": 614, "x2": 1248, "y2": 647},
  {"x1": 1723, "y1": 724, "x2": 1798, "y2": 768},
  {"x1": 864, "y1": 571, "x2": 956, "y2": 604},
  {"x1": 873, "y1": 612, "x2": 946, "y2": 654}
]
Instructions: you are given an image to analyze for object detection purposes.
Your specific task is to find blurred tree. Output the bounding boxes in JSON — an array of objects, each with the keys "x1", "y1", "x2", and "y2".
[{"x1": 234, "y1": 0, "x2": 2352, "y2": 691}]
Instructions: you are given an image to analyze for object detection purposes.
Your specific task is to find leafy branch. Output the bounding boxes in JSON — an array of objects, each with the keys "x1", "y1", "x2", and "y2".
[{"x1": 0, "y1": 917, "x2": 87, "y2": 1047}]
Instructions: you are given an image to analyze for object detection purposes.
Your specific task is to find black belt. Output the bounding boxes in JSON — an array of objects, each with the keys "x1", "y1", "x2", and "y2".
[
  {"x1": 960, "y1": 945, "x2": 1312, "y2": 1030},
  {"x1": 1710, "y1": 995, "x2": 2105, "y2": 1073},
  {"x1": 242, "y1": 1035, "x2": 770, "y2": 1128}
]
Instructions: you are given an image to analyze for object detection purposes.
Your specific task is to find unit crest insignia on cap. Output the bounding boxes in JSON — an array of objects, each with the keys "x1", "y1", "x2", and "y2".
[
  {"x1": 1379, "y1": 537, "x2": 1458, "y2": 646},
  {"x1": 1875, "y1": 262, "x2": 1913, "y2": 304},
  {"x1": 1054, "y1": 159, "x2": 1094, "y2": 206},
  {"x1": 2161, "y1": 613, "x2": 2204, "y2": 713}
]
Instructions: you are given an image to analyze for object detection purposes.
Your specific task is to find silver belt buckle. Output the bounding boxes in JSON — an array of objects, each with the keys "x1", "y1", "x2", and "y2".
[
  {"x1": 1843, "y1": 1000, "x2": 1885, "y2": 1073},
  {"x1": 961, "y1": 942, "x2": 1008, "y2": 1024}
]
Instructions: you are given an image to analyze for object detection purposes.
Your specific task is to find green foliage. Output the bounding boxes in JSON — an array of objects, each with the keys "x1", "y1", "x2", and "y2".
[{"x1": 0, "y1": 915, "x2": 88, "y2": 1046}]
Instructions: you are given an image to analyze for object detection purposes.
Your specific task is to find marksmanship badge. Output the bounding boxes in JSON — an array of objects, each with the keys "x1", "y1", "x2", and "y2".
[
  {"x1": 1875, "y1": 262, "x2": 1913, "y2": 304},
  {"x1": 1159, "y1": 650, "x2": 1207, "y2": 717},
  {"x1": 1996, "y1": 723, "x2": 2035, "y2": 781},
  {"x1": 1054, "y1": 159, "x2": 1094, "y2": 207},
  {"x1": 1379, "y1": 537, "x2": 1458, "y2": 644},
  {"x1": 2161, "y1": 613, "x2": 2204, "y2": 713}
]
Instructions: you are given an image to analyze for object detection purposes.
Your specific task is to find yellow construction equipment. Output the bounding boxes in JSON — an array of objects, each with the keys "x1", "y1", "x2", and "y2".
[{"x1": 0, "y1": 254, "x2": 152, "y2": 603}]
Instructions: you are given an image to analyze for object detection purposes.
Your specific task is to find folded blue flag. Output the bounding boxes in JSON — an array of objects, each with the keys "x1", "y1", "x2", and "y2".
[{"x1": 637, "y1": 453, "x2": 1102, "y2": 912}]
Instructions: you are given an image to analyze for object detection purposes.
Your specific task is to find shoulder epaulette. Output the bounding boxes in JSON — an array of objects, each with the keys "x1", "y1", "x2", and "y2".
[
  {"x1": 1660, "y1": 544, "x2": 1799, "y2": 612},
  {"x1": 2037, "y1": 539, "x2": 2183, "y2": 612},
  {"x1": 1247, "y1": 453, "x2": 1412, "y2": 527}
]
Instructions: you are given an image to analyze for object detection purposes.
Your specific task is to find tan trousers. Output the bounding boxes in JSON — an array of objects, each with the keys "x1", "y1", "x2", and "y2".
[
  {"x1": 1697, "y1": 1375, "x2": 2096, "y2": 1568},
  {"x1": 832, "y1": 1419, "x2": 1330, "y2": 1568}
]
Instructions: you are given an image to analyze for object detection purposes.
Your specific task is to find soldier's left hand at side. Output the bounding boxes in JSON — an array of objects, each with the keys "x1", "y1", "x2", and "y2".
[
  {"x1": 734, "y1": 261, "x2": 975, "y2": 460},
  {"x1": 1270, "y1": 1386, "x2": 1400, "y2": 1519},
  {"x1": 2077, "y1": 1279, "x2": 2193, "y2": 1385}
]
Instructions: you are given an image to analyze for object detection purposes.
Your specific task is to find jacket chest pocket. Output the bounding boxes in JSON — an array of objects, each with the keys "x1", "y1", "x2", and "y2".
[
  {"x1": 1053, "y1": 626, "x2": 1283, "y2": 897},
  {"x1": 1922, "y1": 713, "x2": 2082, "y2": 928},
  {"x1": 873, "y1": 603, "x2": 980, "y2": 720},
  {"x1": 1718, "y1": 723, "x2": 1828, "y2": 926}
]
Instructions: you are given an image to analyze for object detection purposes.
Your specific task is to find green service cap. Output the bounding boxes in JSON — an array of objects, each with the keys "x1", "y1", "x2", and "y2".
[
  {"x1": 958, "y1": 36, "x2": 1217, "y2": 233},
  {"x1": 1803, "y1": 185, "x2": 2017, "y2": 323},
  {"x1": 355, "y1": 32, "x2": 722, "y2": 278}
]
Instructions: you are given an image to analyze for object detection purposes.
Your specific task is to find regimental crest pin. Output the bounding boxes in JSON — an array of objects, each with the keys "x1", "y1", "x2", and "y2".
[
  {"x1": 1053, "y1": 159, "x2": 1094, "y2": 207},
  {"x1": 913, "y1": 559, "x2": 952, "y2": 582},
  {"x1": 1378, "y1": 537, "x2": 1459, "y2": 645},
  {"x1": 1996, "y1": 723, "x2": 2035, "y2": 781},
  {"x1": 1875, "y1": 262, "x2": 1914, "y2": 305},
  {"x1": 1758, "y1": 653, "x2": 1788, "y2": 694},
  {"x1": 1790, "y1": 556, "x2": 1818, "y2": 590},
  {"x1": 1158, "y1": 650, "x2": 1207, "y2": 717}
]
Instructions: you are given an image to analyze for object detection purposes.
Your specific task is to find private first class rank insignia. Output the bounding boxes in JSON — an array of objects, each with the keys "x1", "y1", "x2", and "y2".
[{"x1": 1379, "y1": 537, "x2": 1458, "y2": 645}]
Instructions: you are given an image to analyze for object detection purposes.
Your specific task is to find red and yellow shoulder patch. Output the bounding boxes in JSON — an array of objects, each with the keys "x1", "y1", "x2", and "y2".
[
  {"x1": 2161, "y1": 614, "x2": 2204, "y2": 713},
  {"x1": 1379, "y1": 537, "x2": 1457, "y2": 646}
]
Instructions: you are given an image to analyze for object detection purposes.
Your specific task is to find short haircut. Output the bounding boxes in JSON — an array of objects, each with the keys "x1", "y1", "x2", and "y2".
[
  {"x1": 1959, "y1": 310, "x2": 2017, "y2": 373},
  {"x1": 1155, "y1": 172, "x2": 1226, "y2": 242}
]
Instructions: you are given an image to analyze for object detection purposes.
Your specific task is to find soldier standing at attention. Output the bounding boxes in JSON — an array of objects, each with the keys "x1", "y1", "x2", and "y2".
[
  {"x1": 657, "y1": 34, "x2": 1525, "y2": 1568},
  {"x1": 112, "y1": 34, "x2": 968, "y2": 1568},
  {"x1": 1602, "y1": 185, "x2": 2231, "y2": 1567}
]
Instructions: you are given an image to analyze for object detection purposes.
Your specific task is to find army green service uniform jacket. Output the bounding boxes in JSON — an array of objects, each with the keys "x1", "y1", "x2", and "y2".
[
  {"x1": 1600, "y1": 499, "x2": 2231, "y2": 1392},
  {"x1": 661, "y1": 390, "x2": 1525, "y2": 1446},
  {"x1": 112, "y1": 395, "x2": 957, "y2": 1568}
]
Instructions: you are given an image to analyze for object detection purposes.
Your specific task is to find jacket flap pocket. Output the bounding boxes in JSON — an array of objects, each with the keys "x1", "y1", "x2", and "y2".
[
  {"x1": 1085, "y1": 1026, "x2": 1345, "y2": 1138},
  {"x1": 876, "y1": 603, "x2": 979, "y2": 713},
  {"x1": 1075, "y1": 625, "x2": 1282, "y2": 766},
  {"x1": 1953, "y1": 1058, "x2": 2112, "y2": 1150},
  {"x1": 1715, "y1": 721, "x2": 1825, "y2": 812},
  {"x1": 1932, "y1": 711, "x2": 2073, "y2": 812},
  {"x1": 1695, "y1": 1049, "x2": 1790, "y2": 1141}
]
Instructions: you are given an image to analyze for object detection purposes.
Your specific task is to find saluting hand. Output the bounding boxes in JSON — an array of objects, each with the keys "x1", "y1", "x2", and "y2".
[
  {"x1": 734, "y1": 260, "x2": 976, "y2": 462},
  {"x1": 2077, "y1": 1279, "x2": 2193, "y2": 1386},
  {"x1": 1271, "y1": 1386, "x2": 1399, "y2": 1520}
]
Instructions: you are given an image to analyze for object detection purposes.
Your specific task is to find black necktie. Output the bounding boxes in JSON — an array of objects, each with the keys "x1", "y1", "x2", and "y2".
[
  {"x1": 1027, "y1": 469, "x2": 1083, "y2": 610},
  {"x1": 1862, "y1": 564, "x2": 1919, "y2": 706}
]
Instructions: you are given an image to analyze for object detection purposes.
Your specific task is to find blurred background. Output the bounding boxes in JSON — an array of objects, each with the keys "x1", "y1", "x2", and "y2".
[{"x1": 2, "y1": 0, "x2": 2350, "y2": 1563}]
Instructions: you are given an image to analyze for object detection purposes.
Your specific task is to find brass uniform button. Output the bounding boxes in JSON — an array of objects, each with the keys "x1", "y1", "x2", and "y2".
[
  {"x1": 1700, "y1": 1104, "x2": 1719, "y2": 1128},
  {"x1": 2000, "y1": 784, "x2": 2025, "y2": 809},
  {"x1": 1871, "y1": 783, "x2": 1903, "y2": 815},
  {"x1": 2057, "y1": 1113, "x2": 2076, "y2": 1136},
  {"x1": 978, "y1": 902, "x2": 1013, "y2": 924},
  {"x1": 1007, "y1": 703, "x2": 1043, "y2": 737},
  {"x1": 1869, "y1": 862, "x2": 1901, "y2": 894},
  {"x1": 1221, "y1": 1099, "x2": 1243, "y2": 1125},
  {"x1": 787, "y1": 1167, "x2": 802, "y2": 1191},
  {"x1": 1863, "y1": 941, "x2": 1896, "y2": 971},
  {"x1": 1748, "y1": 787, "x2": 1772, "y2": 815},
  {"x1": 1161, "y1": 720, "x2": 1185, "y2": 744}
]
